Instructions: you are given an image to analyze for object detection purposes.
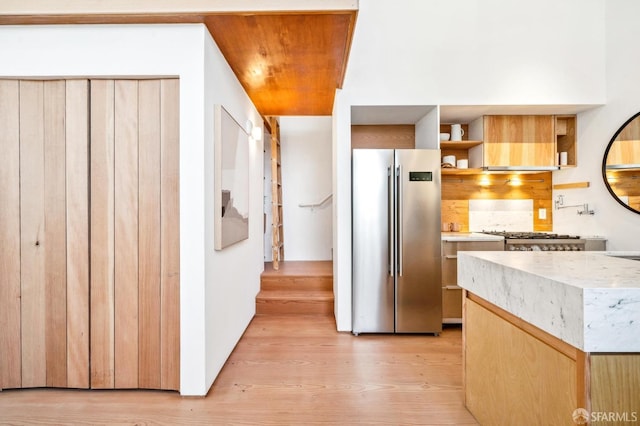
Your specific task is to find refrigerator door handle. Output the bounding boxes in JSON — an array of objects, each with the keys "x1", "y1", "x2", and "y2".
[
  {"x1": 396, "y1": 165, "x2": 403, "y2": 277},
  {"x1": 387, "y1": 166, "x2": 393, "y2": 276}
]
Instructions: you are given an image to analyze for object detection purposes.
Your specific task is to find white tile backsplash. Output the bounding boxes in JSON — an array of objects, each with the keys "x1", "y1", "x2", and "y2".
[{"x1": 468, "y1": 199, "x2": 534, "y2": 232}]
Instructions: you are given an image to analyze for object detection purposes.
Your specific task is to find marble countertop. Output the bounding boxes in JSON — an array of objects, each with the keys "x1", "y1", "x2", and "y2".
[
  {"x1": 441, "y1": 232, "x2": 504, "y2": 242},
  {"x1": 457, "y1": 251, "x2": 640, "y2": 353}
]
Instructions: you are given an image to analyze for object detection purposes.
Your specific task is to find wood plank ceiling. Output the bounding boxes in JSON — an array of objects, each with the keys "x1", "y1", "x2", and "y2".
[
  {"x1": 206, "y1": 13, "x2": 355, "y2": 116},
  {"x1": 0, "y1": 8, "x2": 357, "y2": 116}
]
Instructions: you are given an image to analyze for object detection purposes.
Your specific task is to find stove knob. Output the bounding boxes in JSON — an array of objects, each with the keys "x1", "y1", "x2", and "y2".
[
  {"x1": 509, "y1": 245, "x2": 518, "y2": 251},
  {"x1": 531, "y1": 245, "x2": 541, "y2": 251},
  {"x1": 541, "y1": 245, "x2": 549, "y2": 251},
  {"x1": 520, "y1": 246, "x2": 529, "y2": 251},
  {"x1": 557, "y1": 246, "x2": 565, "y2": 251},
  {"x1": 548, "y1": 246, "x2": 556, "y2": 251}
]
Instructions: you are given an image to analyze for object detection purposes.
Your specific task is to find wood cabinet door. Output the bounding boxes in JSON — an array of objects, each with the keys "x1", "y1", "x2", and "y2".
[
  {"x1": 0, "y1": 78, "x2": 179, "y2": 392},
  {"x1": 0, "y1": 79, "x2": 90, "y2": 390},
  {"x1": 90, "y1": 79, "x2": 180, "y2": 391},
  {"x1": 483, "y1": 115, "x2": 555, "y2": 167}
]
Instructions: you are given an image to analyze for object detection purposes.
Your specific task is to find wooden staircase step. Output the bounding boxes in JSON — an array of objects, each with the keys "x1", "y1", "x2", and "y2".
[
  {"x1": 256, "y1": 290, "x2": 333, "y2": 316},
  {"x1": 258, "y1": 261, "x2": 334, "y2": 316},
  {"x1": 260, "y1": 275, "x2": 332, "y2": 292}
]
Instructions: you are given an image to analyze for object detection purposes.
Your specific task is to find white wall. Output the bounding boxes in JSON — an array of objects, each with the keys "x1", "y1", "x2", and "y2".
[
  {"x1": 552, "y1": 0, "x2": 640, "y2": 249},
  {"x1": 203, "y1": 30, "x2": 263, "y2": 393},
  {"x1": 0, "y1": 24, "x2": 263, "y2": 396},
  {"x1": 334, "y1": 0, "x2": 607, "y2": 331},
  {"x1": 280, "y1": 117, "x2": 333, "y2": 260}
]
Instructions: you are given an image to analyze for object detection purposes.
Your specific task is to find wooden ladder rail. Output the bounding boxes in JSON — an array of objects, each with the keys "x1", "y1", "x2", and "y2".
[{"x1": 268, "y1": 116, "x2": 284, "y2": 270}]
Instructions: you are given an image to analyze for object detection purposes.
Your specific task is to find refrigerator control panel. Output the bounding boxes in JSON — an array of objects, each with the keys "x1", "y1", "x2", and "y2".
[{"x1": 409, "y1": 171, "x2": 433, "y2": 181}]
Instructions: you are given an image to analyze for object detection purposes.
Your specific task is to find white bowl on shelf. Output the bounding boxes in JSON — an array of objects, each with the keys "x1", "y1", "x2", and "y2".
[{"x1": 439, "y1": 132, "x2": 450, "y2": 141}]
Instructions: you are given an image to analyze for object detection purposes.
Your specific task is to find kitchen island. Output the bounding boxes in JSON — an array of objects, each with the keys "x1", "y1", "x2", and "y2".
[{"x1": 458, "y1": 251, "x2": 640, "y2": 425}]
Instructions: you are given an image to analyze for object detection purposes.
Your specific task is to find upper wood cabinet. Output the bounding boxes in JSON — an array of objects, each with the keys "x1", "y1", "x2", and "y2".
[
  {"x1": 482, "y1": 115, "x2": 556, "y2": 168},
  {"x1": 441, "y1": 114, "x2": 577, "y2": 173},
  {"x1": 556, "y1": 115, "x2": 577, "y2": 167}
]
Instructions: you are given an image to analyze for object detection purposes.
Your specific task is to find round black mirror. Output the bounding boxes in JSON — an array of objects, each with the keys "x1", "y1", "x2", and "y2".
[{"x1": 602, "y1": 112, "x2": 640, "y2": 214}]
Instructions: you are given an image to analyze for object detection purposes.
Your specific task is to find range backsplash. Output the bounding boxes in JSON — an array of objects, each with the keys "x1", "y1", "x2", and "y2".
[
  {"x1": 440, "y1": 171, "x2": 553, "y2": 232},
  {"x1": 468, "y1": 199, "x2": 534, "y2": 232}
]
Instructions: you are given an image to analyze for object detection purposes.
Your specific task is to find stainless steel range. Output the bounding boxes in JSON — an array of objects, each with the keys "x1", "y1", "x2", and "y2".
[{"x1": 482, "y1": 231, "x2": 586, "y2": 251}]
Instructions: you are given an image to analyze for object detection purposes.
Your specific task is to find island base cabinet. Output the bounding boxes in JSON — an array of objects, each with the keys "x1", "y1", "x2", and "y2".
[
  {"x1": 589, "y1": 355, "x2": 640, "y2": 425},
  {"x1": 464, "y1": 294, "x2": 640, "y2": 426},
  {"x1": 464, "y1": 296, "x2": 578, "y2": 425}
]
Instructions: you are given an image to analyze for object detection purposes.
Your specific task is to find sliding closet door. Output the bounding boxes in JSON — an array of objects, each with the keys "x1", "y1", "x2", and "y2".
[
  {"x1": 0, "y1": 79, "x2": 90, "y2": 390},
  {"x1": 0, "y1": 80, "x2": 21, "y2": 390},
  {"x1": 65, "y1": 80, "x2": 91, "y2": 389},
  {"x1": 159, "y1": 79, "x2": 180, "y2": 391},
  {"x1": 0, "y1": 78, "x2": 178, "y2": 392},
  {"x1": 90, "y1": 79, "x2": 179, "y2": 390}
]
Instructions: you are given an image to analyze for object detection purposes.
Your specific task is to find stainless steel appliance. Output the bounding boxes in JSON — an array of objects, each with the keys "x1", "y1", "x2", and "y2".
[
  {"x1": 352, "y1": 149, "x2": 442, "y2": 334},
  {"x1": 481, "y1": 231, "x2": 586, "y2": 251}
]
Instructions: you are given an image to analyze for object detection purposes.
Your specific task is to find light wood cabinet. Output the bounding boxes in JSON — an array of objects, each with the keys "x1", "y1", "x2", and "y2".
[
  {"x1": 440, "y1": 114, "x2": 578, "y2": 173},
  {"x1": 556, "y1": 115, "x2": 577, "y2": 167},
  {"x1": 465, "y1": 294, "x2": 640, "y2": 426},
  {"x1": 441, "y1": 240, "x2": 504, "y2": 323},
  {"x1": 482, "y1": 115, "x2": 556, "y2": 168},
  {"x1": 0, "y1": 78, "x2": 180, "y2": 392}
]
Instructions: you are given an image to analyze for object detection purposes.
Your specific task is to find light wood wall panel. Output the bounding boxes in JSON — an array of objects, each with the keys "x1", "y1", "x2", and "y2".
[
  {"x1": 90, "y1": 80, "x2": 116, "y2": 389},
  {"x1": 0, "y1": 80, "x2": 22, "y2": 390},
  {"x1": 43, "y1": 80, "x2": 68, "y2": 387},
  {"x1": 351, "y1": 125, "x2": 415, "y2": 149},
  {"x1": 19, "y1": 80, "x2": 47, "y2": 388},
  {"x1": 114, "y1": 80, "x2": 140, "y2": 389},
  {"x1": 442, "y1": 172, "x2": 553, "y2": 232},
  {"x1": 65, "y1": 79, "x2": 90, "y2": 389},
  {"x1": 160, "y1": 79, "x2": 181, "y2": 391},
  {"x1": 138, "y1": 80, "x2": 162, "y2": 389}
]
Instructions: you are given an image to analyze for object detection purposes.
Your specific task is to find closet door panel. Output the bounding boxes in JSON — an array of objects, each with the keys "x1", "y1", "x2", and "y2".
[
  {"x1": 160, "y1": 78, "x2": 180, "y2": 391},
  {"x1": 90, "y1": 80, "x2": 116, "y2": 389},
  {"x1": 19, "y1": 81, "x2": 47, "y2": 388},
  {"x1": 113, "y1": 80, "x2": 140, "y2": 389},
  {"x1": 43, "y1": 80, "x2": 68, "y2": 387},
  {"x1": 0, "y1": 80, "x2": 22, "y2": 390},
  {"x1": 138, "y1": 80, "x2": 162, "y2": 389},
  {"x1": 65, "y1": 79, "x2": 90, "y2": 389}
]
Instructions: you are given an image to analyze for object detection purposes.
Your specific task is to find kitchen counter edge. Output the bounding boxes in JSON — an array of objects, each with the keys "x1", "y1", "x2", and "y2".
[
  {"x1": 457, "y1": 251, "x2": 640, "y2": 353},
  {"x1": 441, "y1": 232, "x2": 504, "y2": 242}
]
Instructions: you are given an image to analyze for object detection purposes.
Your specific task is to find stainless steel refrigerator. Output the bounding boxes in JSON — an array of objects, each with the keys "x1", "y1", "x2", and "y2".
[{"x1": 352, "y1": 149, "x2": 442, "y2": 334}]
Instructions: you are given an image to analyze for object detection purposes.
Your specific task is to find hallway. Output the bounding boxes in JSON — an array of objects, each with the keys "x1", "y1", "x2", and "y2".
[{"x1": 0, "y1": 315, "x2": 477, "y2": 425}]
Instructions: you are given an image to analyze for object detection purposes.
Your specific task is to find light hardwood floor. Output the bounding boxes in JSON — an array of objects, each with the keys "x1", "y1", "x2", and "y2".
[{"x1": 0, "y1": 315, "x2": 478, "y2": 425}]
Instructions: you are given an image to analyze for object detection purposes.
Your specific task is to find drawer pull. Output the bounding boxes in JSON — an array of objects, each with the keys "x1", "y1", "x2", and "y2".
[
  {"x1": 445, "y1": 285, "x2": 462, "y2": 290},
  {"x1": 444, "y1": 255, "x2": 458, "y2": 259}
]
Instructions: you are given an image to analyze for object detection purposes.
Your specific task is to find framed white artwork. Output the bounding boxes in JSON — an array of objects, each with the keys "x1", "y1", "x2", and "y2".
[{"x1": 214, "y1": 104, "x2": 250, "y2": 250}]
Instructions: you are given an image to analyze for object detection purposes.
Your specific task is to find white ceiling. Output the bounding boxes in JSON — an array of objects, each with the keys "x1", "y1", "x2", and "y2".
[
  {"x1": 350, "y1": 105, "x2": 436, "y2": 125},
  {"x1": 351, "y1": 104, "x2": 603, "y2": 125},
  {"x1": 440, "y1": 104, "x2": 603, "y2": 123}
]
